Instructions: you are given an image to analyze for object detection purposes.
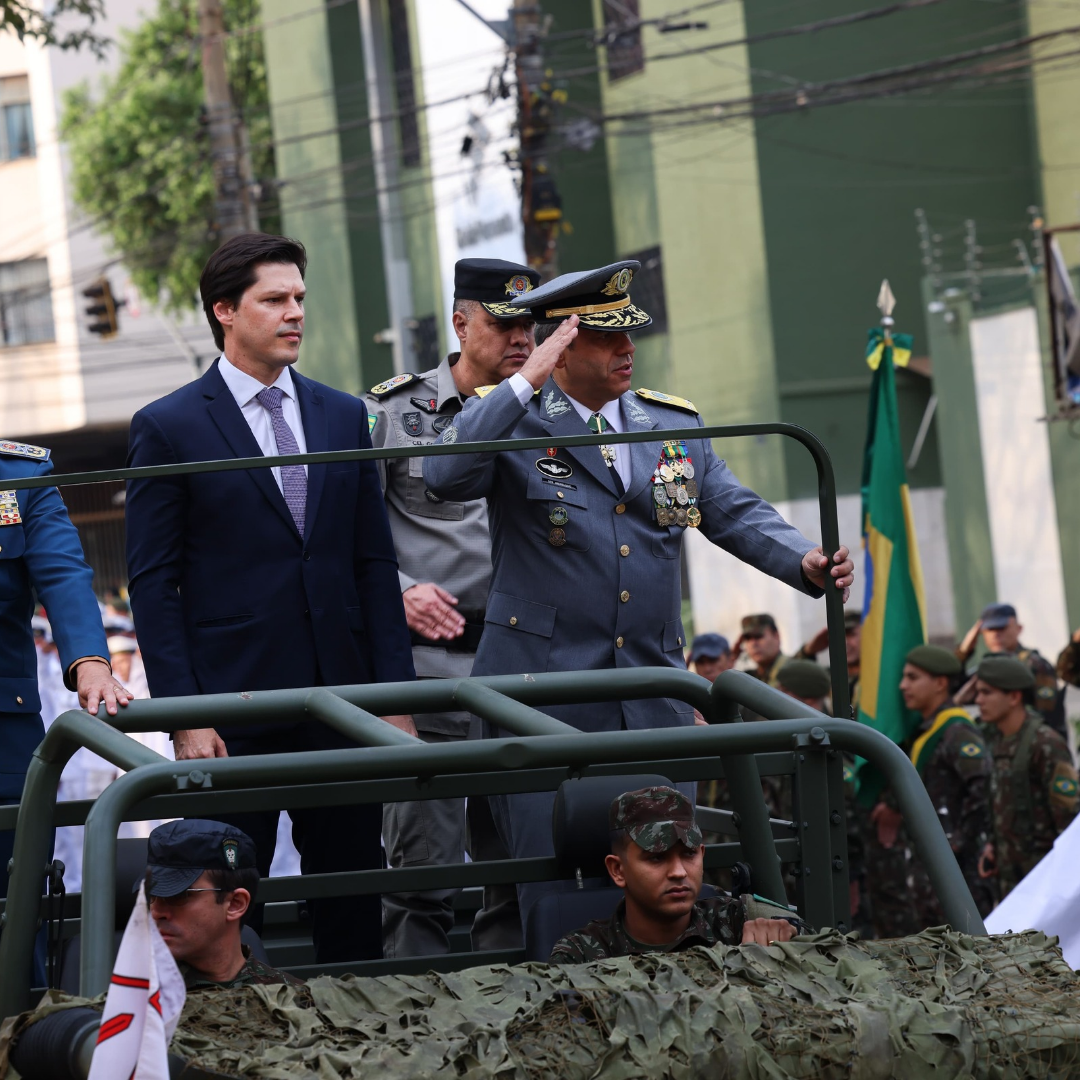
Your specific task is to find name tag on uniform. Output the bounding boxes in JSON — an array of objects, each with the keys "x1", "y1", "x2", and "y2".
[{"x1": 0, "y1": 490, "x2": 21, "y2": 525}]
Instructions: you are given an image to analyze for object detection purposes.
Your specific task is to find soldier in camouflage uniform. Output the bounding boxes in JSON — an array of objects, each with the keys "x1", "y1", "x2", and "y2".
[
  {"x1": 549, "y1": 787, "x2": 802, "y2": 963},
  {"x1": 147, "y1": 820, "x2": 300, "y2": 989},
  {"x1": 1057, "y1": 629, "x2": 1080, "y2": 688},
  {"x1": 957, "y1": 603, "x2": 1065, "y2": 737},
  {"x1": 975, "y1": 655, "x2": 1080, "y2": 900},
  {"x1": 867, "y1": 647, "x2": 994, "y2": 936},
  {"x1": 736, "y1": 613, "x2": 791, "y2": 689}
]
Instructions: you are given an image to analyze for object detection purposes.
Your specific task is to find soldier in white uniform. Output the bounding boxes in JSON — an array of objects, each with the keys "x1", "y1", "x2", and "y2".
[
  {"x1": 424, "y1": 260, "x2": 854, "y2": 927},
  {"x1": 364, "y1": 258, "x2": 540, "y2": 956}
]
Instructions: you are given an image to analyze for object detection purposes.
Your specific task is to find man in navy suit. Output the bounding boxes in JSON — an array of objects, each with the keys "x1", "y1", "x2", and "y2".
[{"x1": 126, "y1": 234, "x2": 416, "y2": 964}]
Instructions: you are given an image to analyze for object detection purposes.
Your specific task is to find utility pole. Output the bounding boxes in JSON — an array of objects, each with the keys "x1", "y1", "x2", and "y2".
[
  {"x1": 513, "y1": 0, "x2": 561, "y2": 279},
  {"x1": 199, "y1": 0, "x2": 258, "y2": 240}
]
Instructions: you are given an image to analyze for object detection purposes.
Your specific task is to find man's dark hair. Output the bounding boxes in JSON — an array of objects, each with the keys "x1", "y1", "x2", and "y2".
[
  {"x1": 534, "y1": 321, "x2": 560, "y2": 348},
  {"x1": 200, "y1": 233, "x2": 307, "y2": 351},
  {"x1": 206, "y1": 866, "x2": 260, "y2": 909},
  {"x1": 609, "y1": 830, "x2": 631, "y2": 857}
]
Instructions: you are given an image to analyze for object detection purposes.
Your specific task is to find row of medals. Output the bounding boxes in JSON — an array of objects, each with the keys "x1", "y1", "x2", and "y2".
[{"x1": 652, "y1": 441, "x2": 701, "y2": 528}]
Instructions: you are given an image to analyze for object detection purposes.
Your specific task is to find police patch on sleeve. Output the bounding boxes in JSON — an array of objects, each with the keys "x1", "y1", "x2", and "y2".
[{"x1": 368, "y1": 413, "x2": 378, "y2": 435}]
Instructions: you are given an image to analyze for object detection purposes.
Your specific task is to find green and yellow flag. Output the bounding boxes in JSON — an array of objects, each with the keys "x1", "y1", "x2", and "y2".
[{"x1": 856, "y1": 321, "x2": 927, "y2": 805}]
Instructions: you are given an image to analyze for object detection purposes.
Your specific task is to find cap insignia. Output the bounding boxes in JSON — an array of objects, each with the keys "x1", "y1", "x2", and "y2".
[
  {"x1": 504, "y1": 274, "x2": 534, "y2": 297},
  {"x1": 601, "y1": 268, "x2": 633, "y2": 296},
  {"x1": 222, "y1": 839, "x2": 238, "y2": 868}
]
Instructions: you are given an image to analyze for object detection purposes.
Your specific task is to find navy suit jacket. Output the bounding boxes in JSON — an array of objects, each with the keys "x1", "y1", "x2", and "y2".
[{"x1": 125, "y1": 361, "x2": 414, "y2": 703}]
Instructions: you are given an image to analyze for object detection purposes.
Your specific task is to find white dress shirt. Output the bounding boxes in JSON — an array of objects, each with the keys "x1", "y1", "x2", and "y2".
[
  {"x1": 509, "y1": 372, "x2": 630, "y2": 489},
  {"x1": 217, "y1": 355, "x2": 308, "y2": 493}
]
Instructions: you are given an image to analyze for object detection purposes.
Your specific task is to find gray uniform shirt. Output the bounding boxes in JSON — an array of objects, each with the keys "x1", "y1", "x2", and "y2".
[
  {"x1": 423, "y1": 377, "x2": 821, "y2": 734},
  {"x1": 363, "y1": 357, "x2": 492, "y2": 719}
]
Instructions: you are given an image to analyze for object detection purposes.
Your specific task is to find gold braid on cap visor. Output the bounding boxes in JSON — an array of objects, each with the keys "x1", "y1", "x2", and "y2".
[{"x1": 544, "y1": 296, "x2": 632, "y2": 319}]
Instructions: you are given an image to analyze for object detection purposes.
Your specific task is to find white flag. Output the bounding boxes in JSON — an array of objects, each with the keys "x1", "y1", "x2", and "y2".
[
  {"x1": 87, "y1": 880, "x2": 186, "y2": 1080},
  {"x1": 985, "y1": 811, "x2": 1080, "y2": 968}
]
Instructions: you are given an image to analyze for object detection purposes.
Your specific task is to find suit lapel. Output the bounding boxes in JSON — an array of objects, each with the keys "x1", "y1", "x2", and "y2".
[
  {"x1": 293, "y1": 372, "x2": 326, "y2": 540},
  {"x1": 202, "y1": 361, "x2": 296, "y2": 533},
  {"x1": 621, "y1": 390, "x2": 661, "y2": 501},
  {"x1": 537, "y1": 380, "x2": 620, "y2": 495}
]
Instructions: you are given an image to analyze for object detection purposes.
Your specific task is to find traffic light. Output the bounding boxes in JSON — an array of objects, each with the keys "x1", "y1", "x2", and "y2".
[{"x1": 82, "y1": 278, "x2": 124, "y2": 338}]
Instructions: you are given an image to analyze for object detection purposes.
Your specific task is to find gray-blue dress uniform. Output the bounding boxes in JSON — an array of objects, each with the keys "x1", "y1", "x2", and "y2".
[{"x1": 423, "y1": 377, "x2": 821, "y2": 920}]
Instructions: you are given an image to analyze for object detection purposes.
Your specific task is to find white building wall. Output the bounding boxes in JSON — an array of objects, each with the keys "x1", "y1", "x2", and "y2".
[
  {"x1": 685, "y1": 487, "x2": 956, "y2": 655},
  {"x1": 969, "y1": 306, "x2": 1070, "y2": 662},
  {"x1": 0, "y1": 11, "x2": 213, "y2": 441}
]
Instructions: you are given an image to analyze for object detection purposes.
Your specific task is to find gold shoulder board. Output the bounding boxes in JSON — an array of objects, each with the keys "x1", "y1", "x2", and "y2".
[
  {"x1": 368, "y1": 372, "x2": 419, "y2": 397},
  {"x1": 634, "y1": 388, "x2": 698, "y2": 415},
  {"x1": 0, "y1": 440, "x2": 50, "y2": 461},
  {"x1": 473, "y1": 384, "x2": 497, "y2": 398}
]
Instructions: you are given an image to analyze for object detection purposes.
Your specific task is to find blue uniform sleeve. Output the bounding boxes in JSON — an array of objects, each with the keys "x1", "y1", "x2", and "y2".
[
  {"x1": 20, "y1": 460, "x2": 109, "y2": 686},
  {"x1": 693, "y1": 422, "x2": 821, "y2": 596},
  {"x1": 422, "y1": 381, "x2": 526, "y2": 501}
]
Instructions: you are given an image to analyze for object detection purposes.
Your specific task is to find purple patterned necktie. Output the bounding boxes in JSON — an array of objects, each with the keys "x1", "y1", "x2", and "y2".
[{"x1": 256, "y1": 386, "x2": 306, "y2": 535}]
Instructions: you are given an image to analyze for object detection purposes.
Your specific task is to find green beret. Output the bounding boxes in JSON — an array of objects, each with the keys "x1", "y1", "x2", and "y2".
[
  {"x1": 777, "y1": 660, "x2": 832, "y2": 699},
  {"x1": 905, "y1": 644, "x2": 961, "y2": 677},
  {"x1": 977, "y1": 654, "x2": 1035, "y2": 691}
]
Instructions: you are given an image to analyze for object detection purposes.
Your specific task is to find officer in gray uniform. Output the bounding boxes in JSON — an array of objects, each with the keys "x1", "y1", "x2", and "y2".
[
  {"x1": 364, "y1": 258, "x2": 540, "y2": 957},
  {"x1": 423, "y1": 261, "x2": 854, "y2": 926}
]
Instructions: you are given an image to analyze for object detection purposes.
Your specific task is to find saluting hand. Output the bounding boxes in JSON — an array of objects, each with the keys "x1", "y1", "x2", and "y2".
[
  {"x1": 403, "y1": 583, "x2": 465, "y2": 640},
  {"x1": 802, "y1": 545, "x2": 854, "y2": 604},
  {"x1": 519, "y1": 315, "x2": 579, "y2": 391}
]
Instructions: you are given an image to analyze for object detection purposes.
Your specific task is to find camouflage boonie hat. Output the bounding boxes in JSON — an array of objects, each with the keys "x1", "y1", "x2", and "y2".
[{"x1": 609, "y1": 786, "x2": 702, "y2": 853}]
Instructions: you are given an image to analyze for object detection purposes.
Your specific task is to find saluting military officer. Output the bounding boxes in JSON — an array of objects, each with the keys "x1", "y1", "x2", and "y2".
[
  {"x1": 0, "y1": 439, "x2": 132, "y2": 974},
  {"x1": 423, "y1": 260, "x2": 853, "y2": 927},
  {"x1": 364, "y1": 258, "x2": 540, "y2": 958},
  {"x1": 975, "y1": 655, "x2": 1079, "y2": 900}
]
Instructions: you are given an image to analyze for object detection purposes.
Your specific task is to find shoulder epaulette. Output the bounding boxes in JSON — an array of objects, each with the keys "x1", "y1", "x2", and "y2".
[
  {"x1": 634, "y1": 388, "x2": 698, "y2": 414},
  {"x1": 368, "y1": 372, "x2": 420, "y2": 398},
  {"x1": 473, "y1": 384, "x2": 497, "y2": 398},
  {"x1": 0, "y1": 440, "x2": 50, "y2": 461}
]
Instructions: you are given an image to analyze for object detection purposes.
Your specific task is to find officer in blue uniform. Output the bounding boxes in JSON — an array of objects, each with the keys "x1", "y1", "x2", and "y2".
[{"x1": 0, "y1": 439, "x2": 132, "y2": 902}]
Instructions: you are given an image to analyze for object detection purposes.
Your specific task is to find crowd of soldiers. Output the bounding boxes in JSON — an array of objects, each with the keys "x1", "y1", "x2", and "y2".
[
  {"x1": 685, "y1": 606, "x2": 1080, "y2": 938},
  {"x1": 2, "y1": 232, "x2": 1075, "y2": 978}
]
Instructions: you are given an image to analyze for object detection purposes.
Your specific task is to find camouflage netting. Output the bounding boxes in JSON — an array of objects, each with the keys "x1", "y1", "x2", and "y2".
[{"x1": 5, "y1": 928, "x2": 1080, "y2": 1079}]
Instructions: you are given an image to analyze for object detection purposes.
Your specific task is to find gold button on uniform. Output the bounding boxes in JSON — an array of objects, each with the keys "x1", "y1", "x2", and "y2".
[
  {"x1": 509, "y1": 616, "x2": 518, "y2": 626},
  {"x1": 677, "y1": 636, "x2": 683, "y2": 646},
  {"x1": 15, "y1": 696, "x2": 23, "y2": 705},
  {"x1": 616, "y1": 636, "x2": 624, "y2": 648},
  {"x1": 619, "y1": 544, "x2": 630, "y2": 556},
  {"x1": 615, "y1": 504, "x2": 626, "y2": 514},
  {"x1": 556, "y1": 492, "x2": 564, "y2": 499},
  {"x1": 620, "y1": 590, "x2": 630, "y2": 603}
]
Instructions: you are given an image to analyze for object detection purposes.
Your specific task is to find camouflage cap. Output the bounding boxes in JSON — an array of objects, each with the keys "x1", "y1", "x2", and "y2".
[
  {"x1": 977, "y1": 653, "x2": 1036, "y2": 691},
  {"x1": 609, "y1": 786, "x2": 702, "y2": 853},
  {"x1": 741, "y1": 613, "x2": 777, "y2": 635},
  {"x1": 777, "y1": 659, "x2": 832, "y2": 699},
  {"x1": 905, "y1": 644, "x2": 961, "y2": 677}
]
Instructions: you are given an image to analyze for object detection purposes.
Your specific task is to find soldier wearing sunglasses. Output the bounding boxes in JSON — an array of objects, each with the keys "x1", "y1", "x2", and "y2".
[{"x1": 144, "y1": 819, "x2": 301, "y2": 989}]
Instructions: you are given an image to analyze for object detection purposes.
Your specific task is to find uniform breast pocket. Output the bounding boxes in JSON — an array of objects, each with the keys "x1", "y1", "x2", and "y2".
[
  {"x1": 651, "y1": 527, "x2": 682, "y2": 559},
  {"x1": 526, "y1": 470, "x2": 590, "y2": 551},
  {"x1": 405, "y1": 455, "x2": 465, "y2": 520},
  {"x1": 0, "y1": 525, "x2": 27, "y2": 599}
]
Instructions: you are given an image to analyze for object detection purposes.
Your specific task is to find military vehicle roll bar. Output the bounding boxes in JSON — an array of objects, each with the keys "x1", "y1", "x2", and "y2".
[{"x1": 0, "y1": 423, "x2": 981, "y2": 1022}]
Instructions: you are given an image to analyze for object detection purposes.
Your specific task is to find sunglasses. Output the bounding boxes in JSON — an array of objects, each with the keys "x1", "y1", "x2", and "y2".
[{"x1": 148, "y1": 888, "x2": 223, "y2": 908}]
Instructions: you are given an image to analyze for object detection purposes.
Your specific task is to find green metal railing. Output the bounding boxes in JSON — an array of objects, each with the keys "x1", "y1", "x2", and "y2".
[
  {"x1": 0, "y1": 421, "x2": 873, "y2": 1017},
  {"x1": 0, "y1": 668, "x2": 984, "y2": 1017}
]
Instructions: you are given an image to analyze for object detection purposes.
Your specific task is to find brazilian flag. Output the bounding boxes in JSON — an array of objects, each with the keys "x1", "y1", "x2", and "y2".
[{"x1": 856, "y1": 325, "x2": 927, "y2": 805}]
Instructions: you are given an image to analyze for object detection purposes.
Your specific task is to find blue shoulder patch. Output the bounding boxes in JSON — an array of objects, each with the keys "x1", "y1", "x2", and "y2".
[{"x1": 0, "y1": 441, "x2": 50, "y2": 461}]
